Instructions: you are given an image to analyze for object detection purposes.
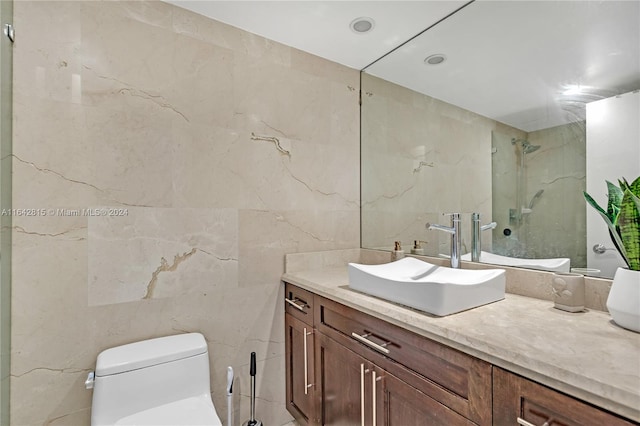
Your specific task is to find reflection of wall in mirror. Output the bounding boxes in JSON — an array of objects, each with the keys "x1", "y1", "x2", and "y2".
[
  {"x1": 586, "y1": 90, "x2": 640, "y2": 278},
  {"x1": 360, "y1": 74, "x2": 526, "y2": 255}
]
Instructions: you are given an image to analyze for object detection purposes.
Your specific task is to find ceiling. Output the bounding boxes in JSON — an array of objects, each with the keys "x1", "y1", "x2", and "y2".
[
  {"x1": 164, "y1": 1, "x2": 468, "y2": 70},
  {"x1": 165, "y1": 1, "x2": 640, "y2": 132},
  {"x1": 365, "y1": 0, "x2": 640, "y2": 132}
]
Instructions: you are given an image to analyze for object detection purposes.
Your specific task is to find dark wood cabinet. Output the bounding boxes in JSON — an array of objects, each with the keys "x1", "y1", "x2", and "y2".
[
  {"x1": 375, "y1": 364, "x2": 475, "y2": 426},
  {"x1": 493, "y1": 368, "x2": 637, "y2": 426},
  {"x1": 314, "y1": 294, "x2": 492, "y2": 425},
  {"x1": 316, "y1": 332, "x2": 369, "y2": 425},
  {"x1": 285, "y1": 283, "x2": 316, "y2": 424},
  {"x1": 285, "y1": 313, "x2": 316, "y2": 425},
  {"x1": 315, "y1": 331, "x2": 473, "y2": 426},
  {"x1": 284, "y1": 282, "x2": 637, "y2": 426},
  {"x1": 284, "y1": 282, "x2": 491, "y2": 425}
]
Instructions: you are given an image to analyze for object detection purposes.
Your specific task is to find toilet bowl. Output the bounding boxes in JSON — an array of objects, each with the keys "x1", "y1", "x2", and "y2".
[{"x1": 86, "y1": 333, "x2": 222, "y2": 426}]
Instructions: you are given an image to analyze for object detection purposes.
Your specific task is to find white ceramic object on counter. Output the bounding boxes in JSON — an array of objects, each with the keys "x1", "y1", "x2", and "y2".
[
  {"x1": 551, "y1": 272, "x2": 585, "y2": 312},
  {"x1": 348, "y1": 257, "x2": 505, "y2": 316},
  {"x1": 607, "y1": 267, "x2": 640, "y2": 333}
]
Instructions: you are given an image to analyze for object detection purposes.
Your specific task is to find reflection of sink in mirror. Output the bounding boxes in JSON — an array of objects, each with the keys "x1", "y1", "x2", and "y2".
[
  {"x1": 460, "y1": 251, "x2": 570, "y2": 273},
  {"x1": 348, "y1": 257, "x2": 505, "y2": 316}
]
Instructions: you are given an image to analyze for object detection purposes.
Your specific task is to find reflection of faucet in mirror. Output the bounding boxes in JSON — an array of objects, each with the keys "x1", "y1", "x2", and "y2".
[
  {"x1": 426, "y1": 213, "x2": 461, "y2": 269},
  {"x1": 471, "y1": 213, "x2": 497, "y2": 262}
]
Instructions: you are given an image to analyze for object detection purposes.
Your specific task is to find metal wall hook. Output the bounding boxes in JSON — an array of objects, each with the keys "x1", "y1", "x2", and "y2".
[
  {"x1": 4, "y1": 24, "x2": 14, "y2": 43},
  {"x1": 592, "y1": 243, "x2": 615, "y2": 254}
]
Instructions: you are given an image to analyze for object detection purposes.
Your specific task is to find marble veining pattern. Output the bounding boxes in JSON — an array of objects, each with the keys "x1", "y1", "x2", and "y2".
[
  {"x1": 88, "y1": 207, "x2": 239, "y2": 306},
  {"x1": 11, "y1": 1, "x2": 359, "y2": 424}
]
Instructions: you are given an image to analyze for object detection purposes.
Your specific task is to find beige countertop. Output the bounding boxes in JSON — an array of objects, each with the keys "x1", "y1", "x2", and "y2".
[{"x1": 282, "y1": 266, "x2": 640, "y2": 422}]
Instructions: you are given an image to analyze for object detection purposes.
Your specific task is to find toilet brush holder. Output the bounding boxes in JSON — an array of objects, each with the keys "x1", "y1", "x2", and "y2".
[{"x1": 242, "y1": 352, "x2": 262, "y2": 426}]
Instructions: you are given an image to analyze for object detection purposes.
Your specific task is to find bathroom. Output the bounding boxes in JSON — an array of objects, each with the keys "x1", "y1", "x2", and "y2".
[{"x1": 0, "y1": 0, "x2": 638, "y2": 425}]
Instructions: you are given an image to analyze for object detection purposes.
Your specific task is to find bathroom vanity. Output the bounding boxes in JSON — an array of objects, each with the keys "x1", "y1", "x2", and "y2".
[{"x1": 282, "y1": 263, "x2": 640, "y2": 426}]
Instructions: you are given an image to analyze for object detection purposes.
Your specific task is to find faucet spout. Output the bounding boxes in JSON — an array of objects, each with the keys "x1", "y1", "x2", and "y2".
[
  {"x1": 427, "y1": 223, "x2": 455, "y2": 234},
  {"x1": 481, "y1": 222, "x2": 497, "y2": 231},
  {"x1": 426, "y1": 213, "x2": 461, "y2": 268},
  {"x1": 471, "y1": 213, "x2": 497, "y2": 262}
]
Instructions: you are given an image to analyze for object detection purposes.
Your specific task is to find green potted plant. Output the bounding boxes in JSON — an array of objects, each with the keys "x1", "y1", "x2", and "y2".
[{"x1": 584, "y1": 176, "x2": 640, "y2": 332}]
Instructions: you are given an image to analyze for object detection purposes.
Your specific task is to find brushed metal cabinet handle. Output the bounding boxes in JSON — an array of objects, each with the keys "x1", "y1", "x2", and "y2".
[
  {"x1": 351, "y1": 332, "x2": 391, "y2": 354},
  {"x1": 285, "y1": 297, "x2": 306, "y2": 312},
  {"x1": 360, "y1": 363, "x2": 365, "y2": 426},
  {"x1": 303, "y1": 328, "x2": 313, "y2": 395},
  {"x1": 517, "y1": 418, "x2": 537, "y2": 426},
  {"x1": 372, "y1": 370, "x2": 377, "y2": 426}
]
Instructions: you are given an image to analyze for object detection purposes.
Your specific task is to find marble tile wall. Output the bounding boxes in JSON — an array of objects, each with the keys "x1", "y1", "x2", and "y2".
[
  {"x1": 525, "y1": 123, "x2": 587, "y2": 264},
  {"x1": 11, "y1": 1, "x2": 359, "y2": 424},
  {"x1": 361, "y1": 73, "x2": 526, "y2": 257}
]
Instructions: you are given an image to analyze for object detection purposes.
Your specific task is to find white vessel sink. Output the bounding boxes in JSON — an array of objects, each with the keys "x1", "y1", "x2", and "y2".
[
  {"x1": 460, "y1": 251, "x2": 570, "y2": 273},
  {"x1": 348, "y1": 257, "x2": 505, "y2": 316}
]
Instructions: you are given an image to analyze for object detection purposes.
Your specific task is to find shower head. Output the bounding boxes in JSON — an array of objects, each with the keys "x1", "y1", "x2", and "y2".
[
  {"x1": 511, "y1": 138, "x2": 541, "y2": 154},
  {"x1": 523, "y1": 143, "x2": 541, "y2": 154}
]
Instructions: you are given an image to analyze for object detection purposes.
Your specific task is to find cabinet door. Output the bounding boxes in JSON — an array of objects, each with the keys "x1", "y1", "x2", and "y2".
[
  {"x1": 315, "y1": 295, "x2": 492, "y2": 424},
  {"x1": 493, "y1": 367, "x2": 637, "y2": 426},
  {"x1": 374, "y1": 366, "x2": 475, "y2": 426},
  {"x1": 285, "y1": 313, "x2": 316, "y2": 425},
  {"x1": 316, "y1": 332, "x2": 372, "y2": 426}
]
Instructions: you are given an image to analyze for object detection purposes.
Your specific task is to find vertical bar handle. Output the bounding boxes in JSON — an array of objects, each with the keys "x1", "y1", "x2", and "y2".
[
  {"x1": 372, "y1": 370, "x2": 377, "y2": 426},
  {"x1": 360, "y1": 363, "x2": 365, "y2": 426},
  {"x1": 303, "y1": 328, "x2": 313, "y2": 395},
  {"x1": 372, "y1": 370, "x2": 383, "y2": 426}
]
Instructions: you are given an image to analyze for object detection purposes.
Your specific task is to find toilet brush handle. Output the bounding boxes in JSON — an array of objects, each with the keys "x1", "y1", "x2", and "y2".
[{"x1": 250, "y1": 352, "x2": 257, "y2": 421}]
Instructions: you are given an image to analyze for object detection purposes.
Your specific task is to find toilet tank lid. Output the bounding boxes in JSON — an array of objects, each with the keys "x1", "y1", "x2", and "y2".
[{"x1": 95, "y1": 333, "x2": 208, "y2": 376}]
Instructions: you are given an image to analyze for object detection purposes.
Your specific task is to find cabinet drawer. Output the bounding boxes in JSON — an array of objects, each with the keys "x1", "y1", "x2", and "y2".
[
  {"x1": 284, "y1": 283, "x2": 314, "y2": 326},
  {"x1": 493, "y1": 368, "x2": 637, "y2": 426},
  {"x1": 315, "y1": 296, "x2": 491, "y2": 425}
]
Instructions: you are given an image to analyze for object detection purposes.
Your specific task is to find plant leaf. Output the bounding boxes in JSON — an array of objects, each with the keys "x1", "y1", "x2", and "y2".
[
  {"x1": 628, "y1": 176, "x2": 640, "y2": 198},
  {"x1": 583, "y1": 191, "x2": 607, "y2": 216},
  {"x1": 619, "y1": 188, "x2": 640, "y2": 271},
  {"x1": 606, "y1": 181, "x2": 624, "y2": 223}
]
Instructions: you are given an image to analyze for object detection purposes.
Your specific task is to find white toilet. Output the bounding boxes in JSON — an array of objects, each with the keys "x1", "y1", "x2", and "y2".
[{"x1": 86, "y1": 332, "x2": 222, "y2": 426}]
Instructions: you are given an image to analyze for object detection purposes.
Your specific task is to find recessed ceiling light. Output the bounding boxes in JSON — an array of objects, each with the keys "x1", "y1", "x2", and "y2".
[
  {"x1": 424, "y1": 54, "x2": 447, "y2": 65},
  {"x1": 350, "y1": 17, "x2": 375, "y2": 34}
]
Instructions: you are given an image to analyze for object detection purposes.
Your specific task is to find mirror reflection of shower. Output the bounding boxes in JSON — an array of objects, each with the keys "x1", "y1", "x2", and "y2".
[
  {"x1": 510, "y1": 138, "x2": 543, "y2": 226},
  {"x1": 528, "y1": 189, "x2": 544, "y2": 209}
]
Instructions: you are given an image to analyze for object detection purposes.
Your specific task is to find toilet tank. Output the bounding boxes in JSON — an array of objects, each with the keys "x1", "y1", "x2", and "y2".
[{"x1": 90, "y1": 333, "x2": 211, "y2": 425}]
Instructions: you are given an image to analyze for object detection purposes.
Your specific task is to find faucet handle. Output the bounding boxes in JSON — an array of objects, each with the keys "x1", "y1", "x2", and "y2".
[
  {"x1": 442, "y1": 212, "x2": 461, "y2": 221},
  {"x1": 481, "y1": 222, "x2": 497, "y2": 231}
]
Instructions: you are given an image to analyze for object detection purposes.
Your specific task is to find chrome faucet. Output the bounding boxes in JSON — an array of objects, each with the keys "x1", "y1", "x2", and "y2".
[
  {"x1": 471, "y1": 213, "x2": 497, "y2": 262},
  {"x1": 427, "y1": 213, "x2": 462, "y2": 268}
]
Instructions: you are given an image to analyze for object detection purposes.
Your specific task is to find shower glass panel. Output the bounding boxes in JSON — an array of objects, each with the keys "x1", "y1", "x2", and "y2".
[
  {"x1": 491, "y1": 124, "x2": 587, "y2": 267},
  {"x1": 0, "y1": 0, "x2": 12, "y2": 423}
]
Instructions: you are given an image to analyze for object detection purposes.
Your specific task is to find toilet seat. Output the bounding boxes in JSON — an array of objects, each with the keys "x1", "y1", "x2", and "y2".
[{"x1": 113, "y1": 395, "x2": 222, "y2": 426}]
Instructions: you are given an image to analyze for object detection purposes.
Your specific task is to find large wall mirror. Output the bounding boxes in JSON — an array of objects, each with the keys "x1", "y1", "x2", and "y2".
[{"x1": 361, "y1": 0, "x2": 640, "y2": 279}]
